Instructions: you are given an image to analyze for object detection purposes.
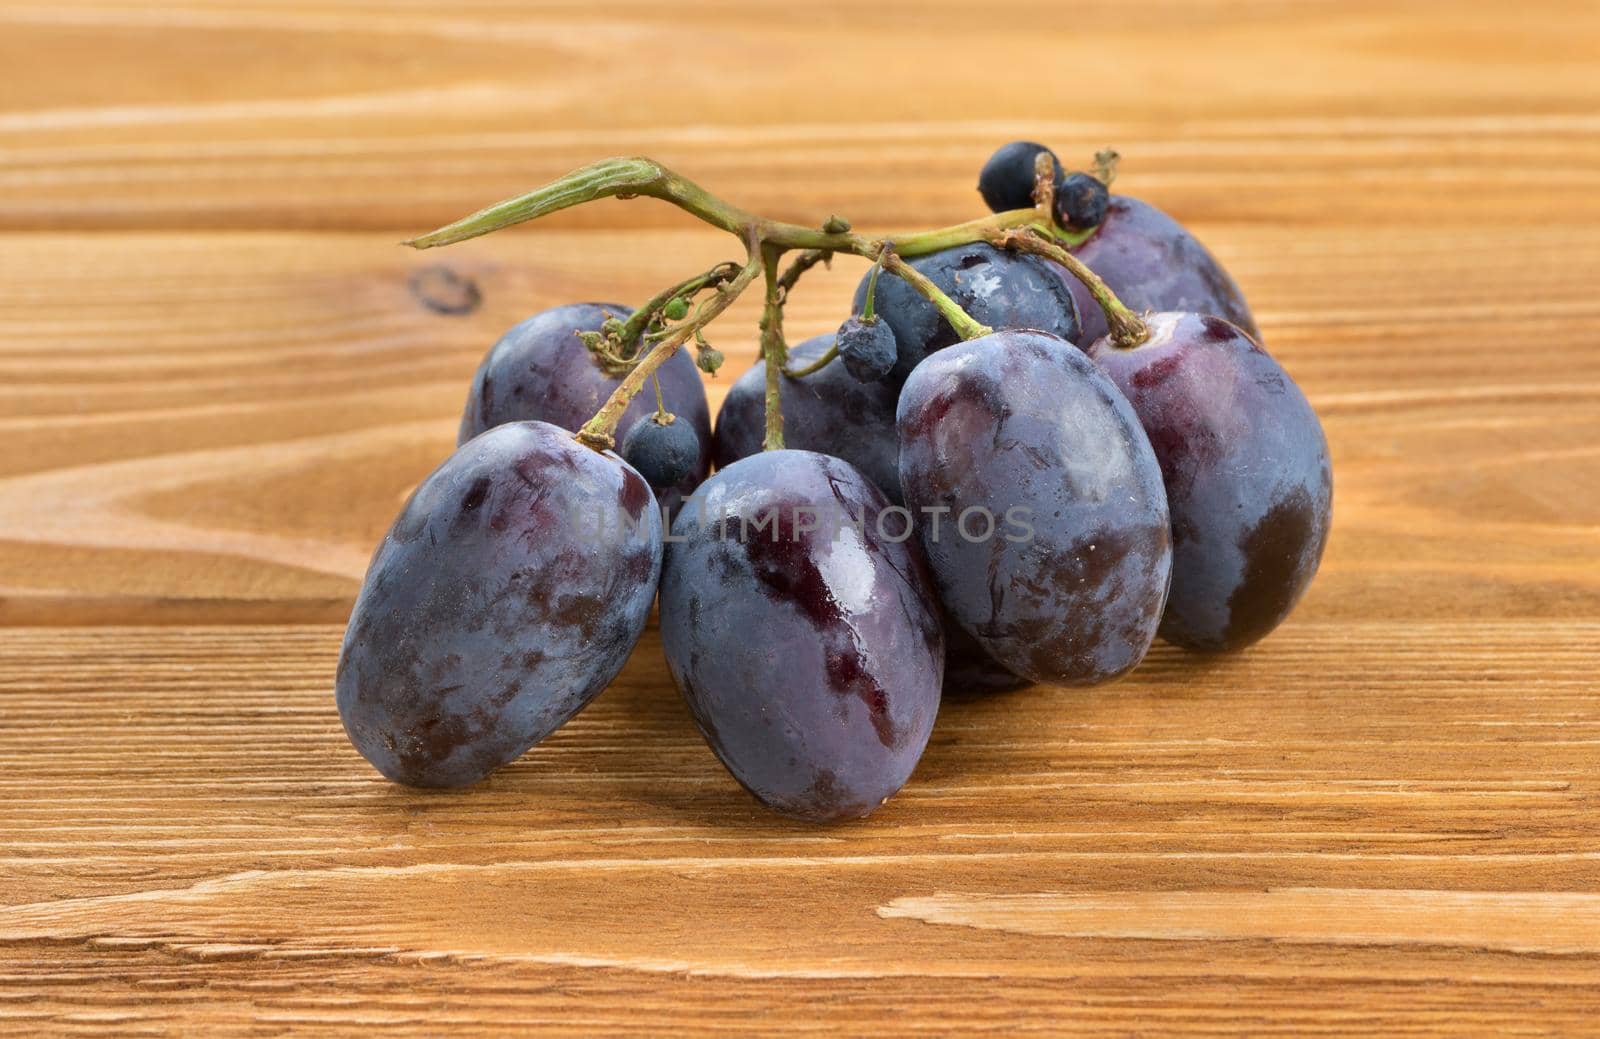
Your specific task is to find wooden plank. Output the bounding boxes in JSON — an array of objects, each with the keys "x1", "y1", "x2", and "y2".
[
  {"x1": 4, "y1": 1, "x2": 1600, "y2": 1034},
  {"x1": 0, "y1": 621, "x2": 1597, "y2": 1035},
  {"x1": 1, "y1": 2, "x2": 1598, "y2": 232}
]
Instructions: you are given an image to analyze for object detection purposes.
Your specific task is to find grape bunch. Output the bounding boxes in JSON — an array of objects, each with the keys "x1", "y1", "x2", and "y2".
[{"x1": 335, "y1": 144, "x2": 1332, "y2": 821}]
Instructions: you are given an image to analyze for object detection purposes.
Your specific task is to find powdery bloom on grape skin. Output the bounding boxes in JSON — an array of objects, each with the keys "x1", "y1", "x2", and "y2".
[
  {"x1": 336, "y1": 421, "x2": 663, "y2": 788},
  {"x1": 898, "y1": 330, "x2": 1172, "y2": 685},
  {"x1": 1090, "y1": 312, "x2": 1331, "y2": 652}
]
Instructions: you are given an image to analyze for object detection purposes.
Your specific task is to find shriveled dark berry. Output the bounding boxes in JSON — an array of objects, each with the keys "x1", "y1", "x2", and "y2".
[
  {"x1": 1054, "y1": 171, "x2": 1110, "y2": 230},
  {"x1": 621, "y1": 416, "x2": 700, "y2": 489},
  {"x1": 835, "y1": 315, "x2": 897, "y2": 382},
  {"x1": 977, "y1": 141, "x2": 1060, "y2": 213}
]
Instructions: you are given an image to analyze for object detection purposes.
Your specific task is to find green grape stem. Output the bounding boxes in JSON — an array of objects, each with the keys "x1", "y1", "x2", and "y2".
[
  {"x1": 781, "y1": 341, "x2": 840, "y2": 378},
  {"x1": 406, "y1": 157, "x2": 1102, "y2": 448},
  {"x1": 405, "y1": 157, "x2": 1093, "y2": 259},
  {"x1": 615, "y1": 262, "x2": 742, "y2": 358},
  {"x1": 575, "y1": 239, "x2": 761, "y2": 451},
  {"x1": 758, "y1": 246, "x2": 787, "y2": 451},
  {"x1": 879, "y1": 252, "x2": 993, "y2": 341},
  {"x1": 987, "y1": 228, "x2": 1149, "y2": 349},
  {"x1": 858, "y1": 258, "x2": 884, "y2": 322},
  {"x1": 649, "y1": 371, "x2": 671, "y2": 421}
]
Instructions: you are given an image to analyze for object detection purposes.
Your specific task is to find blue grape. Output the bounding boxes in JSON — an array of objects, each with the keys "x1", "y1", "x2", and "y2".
[
  {"x1": 620, "y1": 415, "x2": 699, "y2": 491},
  {"x1": 1064, "y1": 196, "x2": 1260, "y2": 345},
  {"x1": 835, "y1": 315, "x2": 897, "y2": 383},
  {"x1": 337, "y1": 421, "x2": 662, "y2": 787},
  {"x1": 714, "y1": 334, "x2": 901, "y2": 504},
  {"x1": 854, "y1": 243, "x2": 1081, "y2": 384},
  {"x1": 458, "y1": 302, "x2": 710, "y2": 511},
  {"x1": 1089, "y1": 313, "x2": 1331, "y2": 650},
  {"x1": 977, "y1": 141, "x2": 1060, "y2": 212},
  {"x1": 1054, "y1": 171, "x2": 1109, "y2": 230},
  {"x1": 660, "y1": 450, "x2": 943, "y2": 822},
  {"x1": 897, "y1": 330, "x2": 1171, "y2": 684}
]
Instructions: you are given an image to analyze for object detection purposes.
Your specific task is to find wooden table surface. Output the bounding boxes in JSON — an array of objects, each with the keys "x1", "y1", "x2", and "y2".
[{"x1": 4, "y1": 2, "x2": 1599, "y2": 1034}]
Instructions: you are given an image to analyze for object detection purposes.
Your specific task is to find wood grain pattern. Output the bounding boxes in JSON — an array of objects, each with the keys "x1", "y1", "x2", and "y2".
[
  {"x1": 3, "y1": 1, "x2": 1599, "y2": 232},
  {"x1": 3, "y1": 622, "x2": 1599, "y2": 1035},
  {"x1": 2, "y1": 1, "x2": 1598, "y2": 1035}
]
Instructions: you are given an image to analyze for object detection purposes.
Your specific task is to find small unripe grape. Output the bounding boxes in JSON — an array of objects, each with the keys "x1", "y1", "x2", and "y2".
[{"x1": 696, "y1": 345, "x2": 725, "y2": 374}]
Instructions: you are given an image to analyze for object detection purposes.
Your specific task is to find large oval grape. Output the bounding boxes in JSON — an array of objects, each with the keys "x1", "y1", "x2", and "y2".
[
  {"x1": 714, "y1": 334, "x2": 901, "y2": 504},
  {"x1": 897, "y1": 330, "x2": 1171, "y2": 684},
  {"x1": 660, "y1": 450, "x2": 943, "y2": 822},
  {"x1": 854, "y1": 242, "x2": 1081, "y2": 383},
  {"x1": 1089, "y1": 313, "x2": 1331, "y2": 651},
  {"x1": 1066, "y1": 195, "x2": 1260, "y2": 345},
  {"x1": 458, "y1": 302, "x2": 711, "y2": 511},
  {"x1": 337, "y1": 421, "x2": 662, "y2": 787}
]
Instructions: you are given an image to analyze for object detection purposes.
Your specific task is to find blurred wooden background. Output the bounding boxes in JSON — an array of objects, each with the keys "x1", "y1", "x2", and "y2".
[{"x1": 3, "y1": 1, "x2": 1599, "y2": 1034}]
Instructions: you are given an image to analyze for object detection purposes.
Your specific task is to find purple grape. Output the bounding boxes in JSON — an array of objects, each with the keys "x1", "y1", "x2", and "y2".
[
  {"x1": 337, "y1": 421, "x2": 662, "y2": 787},
  {"x1": 853, "y1": 243, "x2": 1081, "y2": 383},
  {"x1": 1089, "y1": 313, "x2": 1331, "y2": 651},
  {"x1": 714, "y1": 334, "x2": 902, "y2": 504},
  {"x1": 1065, "y1": 195, "x2": 1260, "y2": 345},
  {"x1": 897, "y1": 330, "x2": 1171, "y2": 685},
  {"x1": 458, "y1": 302, "x2": 711, "y2": 512},
  {"x1": 659, "y1": 450, "x2": 943, "y2": 822}
]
